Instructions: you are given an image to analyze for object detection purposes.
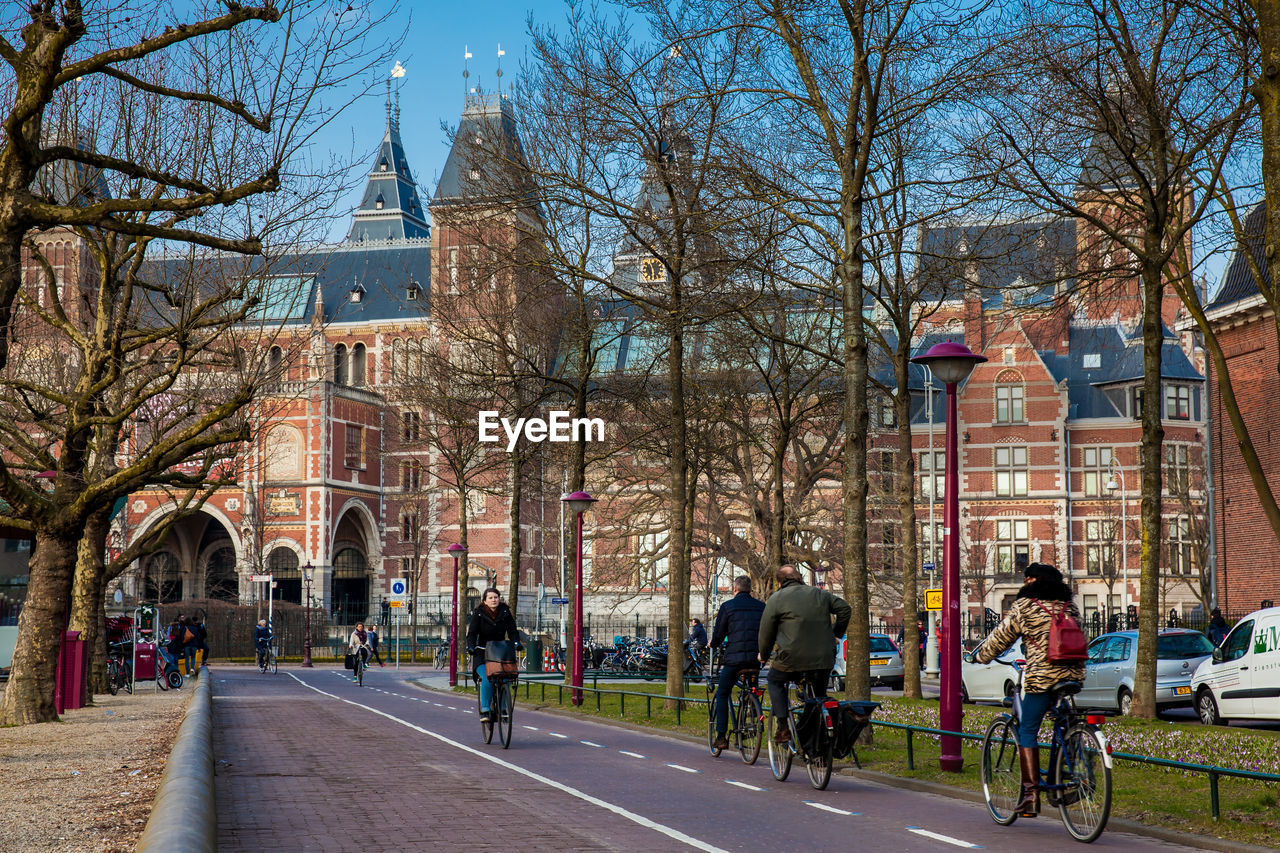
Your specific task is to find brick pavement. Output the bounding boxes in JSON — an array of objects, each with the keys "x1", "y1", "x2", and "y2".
[{"x1": 211, "y1": 668, "x2": 674, "y2": 852}]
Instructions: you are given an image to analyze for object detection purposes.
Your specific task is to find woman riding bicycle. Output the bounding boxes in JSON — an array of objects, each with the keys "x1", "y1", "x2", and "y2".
[
  {"x1": 972, "y1": 562, "x2": 1086, "y2": 818},
  {"x1": 348, "y1": 621, "x2": 372, "y2": 682},
  {"x1": 465, "y1": 587, "x2": 520, "y2": 723}
]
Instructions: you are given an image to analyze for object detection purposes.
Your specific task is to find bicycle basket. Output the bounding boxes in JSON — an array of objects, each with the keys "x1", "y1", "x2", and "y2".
[
  {"x1": 485, "y1": 641, "x2": 519, "y2": 679},
  {"x1": 832, "y1": 700, "x2": 880, "y2": 759}
]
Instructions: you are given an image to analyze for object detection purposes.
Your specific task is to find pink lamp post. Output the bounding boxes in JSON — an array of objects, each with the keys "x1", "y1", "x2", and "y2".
[
  {"x1": 446, "y1": 542, "x2": 467, "y2": 687},
  {"x1": 561, "y1": 490, "x2": 596, "y2": 705},
  {"x1": 912, "y1": 340, "x2": 986, "y2": 772}
]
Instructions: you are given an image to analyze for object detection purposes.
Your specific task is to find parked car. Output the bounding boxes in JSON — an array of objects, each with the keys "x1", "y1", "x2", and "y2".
[
  {"x1": 961, "y1": 644, "x2": 1024, "y2": 704},
  {"x1": 868, "y1": 633, "x2": 904, "y2": 690},
  {"x1": 1079, "y1": 628, "x2": 1215, "y2": 715},
  {"x1": 1191, "y1": 606, "x2": 1280, "y2": 726}
]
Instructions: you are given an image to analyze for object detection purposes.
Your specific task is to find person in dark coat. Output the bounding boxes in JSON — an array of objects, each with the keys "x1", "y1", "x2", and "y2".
[
  {"x1": 162, "y1": 616, "x2": 185, "y2": 674},
  {"x1": 180, "y1": 615, "x2": 197, "y2": 675},
  {"x1": 1206, "y1": 608, "x2": 1229, "y2": 646},
  {"x1": 708, "y1": 576, "x2": 766, "y2": 750},
  {"x1": 465, "y1": 588, "x2": 520, "y2": 722},
  {"x1": 689, "y1": 618, "x2": 708, "y2": 650},
  {"x1": 193, "y1": 615, "x2": 209, "y2": 673},
  {"x1": 369, "y1": 623, "x2": 385, "y2": 667}
]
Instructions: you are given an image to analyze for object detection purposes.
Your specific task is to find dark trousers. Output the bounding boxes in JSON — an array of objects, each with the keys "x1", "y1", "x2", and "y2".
[
  {"x1": 767, "y1": 667, "x2": 828, "y2": 720},
  {"x1": 370, "y1": 643, "x2": 384, "y2": 665},
  {"x1": 183, "y1": 643, "x2": 197, "y2": 673},
  {"x1": 714, "y1": 664, "x2": 754, "y2": 736}
]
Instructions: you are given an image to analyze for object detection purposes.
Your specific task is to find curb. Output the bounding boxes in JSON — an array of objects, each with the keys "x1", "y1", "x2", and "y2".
[
  {"x1": 411, "y1": 679, "x2": 1275, "y2": 853},
  {"x1": 137, "y1": 665, "x2": 215, "y2": 853}
]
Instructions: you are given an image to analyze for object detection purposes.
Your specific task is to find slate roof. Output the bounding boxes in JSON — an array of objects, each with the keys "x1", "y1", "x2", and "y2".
[
  {"x1": 433, "y1": 92, "x2": 528, "y2": 205},
  {"x1": 346, "y1": 108, "x2": 430, "y2": 243},
  {"x1": 917, "y1": 218, "x2": 1075, "y2": 308},
  {"x1": 1209, "y1": 202, "x2": 1266, "y2": 310}
]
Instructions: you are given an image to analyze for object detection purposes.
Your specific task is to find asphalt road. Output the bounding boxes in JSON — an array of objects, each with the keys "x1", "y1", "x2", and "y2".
[{"x1": 211, "y1": 666, "x2": 1215, "y2": 852}]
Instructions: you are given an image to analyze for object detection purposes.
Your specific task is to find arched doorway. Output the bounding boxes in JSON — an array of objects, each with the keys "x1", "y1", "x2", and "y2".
[
  {"x1": 205, "y1": 546, "x2": 237, "y2": 602},
  {"x1": 269, "y1": 548, "x2": 301, "y2": 604},
  {"x1": 144, "y1": 552, "x2": 183, "y2": 603},
  {"x1": 332, "y1": 547, "x2": 368, "y2": 624}
]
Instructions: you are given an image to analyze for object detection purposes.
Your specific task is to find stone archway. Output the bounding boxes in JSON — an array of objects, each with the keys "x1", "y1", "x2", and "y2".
[{"x1": 332, "y1": 546, "x2": 369, "y2": 624}]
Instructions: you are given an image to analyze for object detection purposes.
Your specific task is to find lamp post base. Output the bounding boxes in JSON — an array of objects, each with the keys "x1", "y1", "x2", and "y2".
[{"x1": 939, "y1": 754, "x2": 963, "y2": 773}]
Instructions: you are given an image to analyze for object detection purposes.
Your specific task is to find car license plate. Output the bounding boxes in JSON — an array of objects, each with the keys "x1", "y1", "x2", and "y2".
[
  {"x1": 870, "y1": 658, "x2": 889, "y2": 666},
  {"x1": 1175, "y1": 686, "x2": 1190, "y2": 695}
]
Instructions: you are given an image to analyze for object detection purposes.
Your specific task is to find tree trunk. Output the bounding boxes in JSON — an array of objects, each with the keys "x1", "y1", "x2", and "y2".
[
  {"x1": 69, "y1": 508, "x2": 110, "y2": 699},
  {"x1": 508, "y1": 452, "x2": 522, "y2": 616},
  {"x1": 842, "y1": 206, "x2": 871, "y2": 702},
  {"x1": 666, "y1": 298, "x2": 690, "y2": 704},
  {"x1": 0, "y1": 532, "x2": 78, "y2": 725},
  {"x1": 1132, "y1": 253, "x2": 1166, "y2": 719}
]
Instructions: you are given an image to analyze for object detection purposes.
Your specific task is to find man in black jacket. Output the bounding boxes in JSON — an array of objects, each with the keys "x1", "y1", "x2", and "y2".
[{"x1": 709, "y1": 576, "x2": 766, "y2": 751}]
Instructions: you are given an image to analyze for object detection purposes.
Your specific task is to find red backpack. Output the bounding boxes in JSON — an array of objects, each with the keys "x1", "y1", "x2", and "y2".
[{"x1": 1033, "y1": 600, "x2": 1088, "y2": 663}]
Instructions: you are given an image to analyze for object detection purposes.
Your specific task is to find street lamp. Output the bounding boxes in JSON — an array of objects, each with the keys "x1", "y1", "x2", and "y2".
[
  {"x1": 302, "y1": 563, "x2": 314, "y2": 668},
  {"x1": 1105, "y1": 459, "x2": 1129, "y2": 622},
  {"x1": 912, "y1": 340, "x2": 986, "y2": 773},
  {"x1": 815, "y1": 560, "x2": 831, "y2": 590},
  {"x1": 561, "y1": 490, "x2": 596, "y2": 705},
  {"x1": 446, "y1": 543, "x2": 467, "y2": 688}
]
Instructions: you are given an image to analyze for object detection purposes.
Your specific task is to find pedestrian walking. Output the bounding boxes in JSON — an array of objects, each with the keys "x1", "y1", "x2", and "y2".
[
  {"x1": 369, "y1": 623, "x2": 386, "y2": 667},
  {"x1": 181, "y1": 615, "x2": 198, "y2": 675},
  {"x1": 1206, "y1": 608, "x2": 1229, "y2": 646},
  {"x1": 193, "y1": 614, "x2": 209, "y2": 673}
]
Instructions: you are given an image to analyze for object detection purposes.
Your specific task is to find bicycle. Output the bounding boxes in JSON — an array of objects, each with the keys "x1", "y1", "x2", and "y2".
[
  {"x1": 478, "y1": 669, "x2": 516, "y2": 749},
  {"x1": 979, "y1": 658, "x2": 1113, "y2": 843},
  {"x1": 257, "y1": 643, "x2": 277, "y2": 674},
  {"x1": 351, "y1": 647, "x2": 368, "y2": 686},
  {"x1": 766, "y1": 673, "x2": 838, "y2": 790},
  {"x1": 705, "y1": 663, "x2": 763, "y2": 765}
]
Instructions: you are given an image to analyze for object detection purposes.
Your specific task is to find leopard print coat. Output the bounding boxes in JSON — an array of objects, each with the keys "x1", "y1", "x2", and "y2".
[{"x1": 975, "y1": 597, "x2": 1086, "y2": 695}]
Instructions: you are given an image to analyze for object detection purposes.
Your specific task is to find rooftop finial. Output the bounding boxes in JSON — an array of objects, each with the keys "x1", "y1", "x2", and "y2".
[
  {"x1": 496, "y1": 43, "x2": 504, "y2": 80},
  {"x1": 463, "y1": 45, "x2": 472, "y2": 97},
  {"x1": 390, "y1": 61, "x2": 406, "y2": 133}
]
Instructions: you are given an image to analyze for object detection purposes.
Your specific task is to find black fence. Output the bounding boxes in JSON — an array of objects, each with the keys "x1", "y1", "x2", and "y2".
[{"x1": 154, "y1": 599, "x2": 330, "y2": 661}]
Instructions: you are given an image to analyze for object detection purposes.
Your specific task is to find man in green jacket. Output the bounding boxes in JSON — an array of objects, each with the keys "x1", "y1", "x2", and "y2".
[{"x1": 758, "y1": 565, "x2": 853, "y2": 743}]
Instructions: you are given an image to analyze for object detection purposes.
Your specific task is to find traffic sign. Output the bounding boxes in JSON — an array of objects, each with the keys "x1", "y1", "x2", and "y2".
[
  {"x1": 390, "y1": 578, "x2": 408, "y2": 596},
  {"x1": 388, "y1": 599, "x2": 406, "y2": 609},
  {"x1": 924, "y1": 588, "x2": 943, "y2": 611},
  {"x1": 551, "y1": 597, "x2": 570, "y2": 605},
  {"x1": 249, "y1": 574, "x2": 272, "y2": 583},
  {"x1": 922, "y1": 563, "x2": 935, "y2": 573}
]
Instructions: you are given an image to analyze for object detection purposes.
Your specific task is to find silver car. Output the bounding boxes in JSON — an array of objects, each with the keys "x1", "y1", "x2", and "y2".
[
  {"x1": 962, "y1": 645, "x2": 1024, "y2": 704},
  {"x1": 1079, "y1": 629, "x2": 1215, "y2": 715},
  {"x1": 868, "y1": 633, "x2": 905, "y2": 689}
]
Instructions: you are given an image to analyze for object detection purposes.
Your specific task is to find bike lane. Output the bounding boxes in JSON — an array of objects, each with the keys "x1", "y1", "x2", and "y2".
[{"x1": 285, "y1": 668, "x2": 1210, "y2": 852}]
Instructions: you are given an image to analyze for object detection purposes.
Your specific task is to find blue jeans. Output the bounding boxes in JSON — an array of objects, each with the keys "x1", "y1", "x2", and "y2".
[
  {"x1": 1017, "y1": 690, "x2": 1056, "y2": 747},
  {"x1": 714, "y1": 664, "x2": 751, "y2": 736},
  {"x1": 476, "y1": 663, "x2": 492, "y2": 712}
]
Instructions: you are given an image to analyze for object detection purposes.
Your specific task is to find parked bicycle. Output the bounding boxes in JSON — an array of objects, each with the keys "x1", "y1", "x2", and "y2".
[
  {"x1": 980, "y1": 658, "x2": 1113, "y2": 843},
  {"x1": 106, "y1": 642, "x2": 133, "y2": 695},
  {"x1": 433, "y1": 641, "x2": 450, "y2": 670},
  {"x1": 705, "y1": 662, "x2": 763, "y2": 764}
]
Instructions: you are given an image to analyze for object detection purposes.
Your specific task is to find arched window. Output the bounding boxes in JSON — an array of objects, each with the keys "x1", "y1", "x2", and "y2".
[
  {"x1": 268, "y1": 548, "x2": 302, "y2": 604},
  {"x1": 391, "y1": 339, "x2": 404, "y2": 382},
  {"x1": 351, "y1": 343, "x2": 366, "y2": 387},
  {"x1": 268, "y1": 346, "x2": 284, "y2": 378},
  {"x1": 334, "y1": 344, "x2": 348, "y2": 385},
  {"x1": 205, "y1": 547, "x2": 238, "y2": 602},
  {"x1": 264, "y1": 425, "x2": 303, "y2": 480},
  {"x1": 144, "y1": 552, "x2": 182, "y2": 603}
]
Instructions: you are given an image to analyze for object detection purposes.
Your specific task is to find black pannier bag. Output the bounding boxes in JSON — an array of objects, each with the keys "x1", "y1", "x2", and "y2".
[
  {"x1": 794, "y1": 700, "x2": 825, "y2": 757},
  {"x1": 832, "y1": 700, "x2": 880, "y2": 760}
]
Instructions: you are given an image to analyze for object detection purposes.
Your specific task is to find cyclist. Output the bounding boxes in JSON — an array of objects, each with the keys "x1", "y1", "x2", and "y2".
[
  {"x1": 757, "y1": 565, "x2": 851, "y2": 744},
  {"x1": 348, "y1": 621, "x2": 371, "y2": 681},
  {"x1": 972, "y1": 562, "x2": 1085, "y2": 818},
  {"x1": 465, "y1": 587, "x2": 520, "y2": 723},
  {"x1": 709, "y1": 575, "x2": 766, "y2": 751},
  {"x1": 253, "y1": 619, "x2": 273, "y2": 671}
]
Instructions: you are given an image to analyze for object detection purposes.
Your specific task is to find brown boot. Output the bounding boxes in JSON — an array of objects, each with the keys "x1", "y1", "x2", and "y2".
[{"x1": 1016, "y1": 746, "x2": 1041, "y2": 817}]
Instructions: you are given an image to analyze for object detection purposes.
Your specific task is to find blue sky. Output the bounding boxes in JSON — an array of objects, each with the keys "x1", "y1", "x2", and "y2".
[{"x1": 310, "y1": 1, "x2": 544, "y2": 242}]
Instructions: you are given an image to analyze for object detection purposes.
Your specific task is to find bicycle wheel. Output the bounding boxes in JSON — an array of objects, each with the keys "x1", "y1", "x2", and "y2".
[
  {"x1": 980, "y1": 715, "x2": 1021, "y2": 825},
  {"x1": 270, "y1": 652, "x2": 278, "y2": 674},
  {"x1": 167, "y1": 669, "x2": 183, "y2": 690},
  {"x1": 121, "y1": 662, "x2": 133, "y2": 694},
  {"x1": 707, "y1": 686, "x2": 723, "y2": 756},
  {"x1": 106, "y1": 661, "x2": 120, "y2": 695},
  {"x1": 738, "y1": 690, "x2": 762, "y2": 765},
  {"x1": 806, "y1": 723, "x2": 834, "y2": 790},
  {"x1": 480, "y1": 688, "x2": 495, "y2": 744},
  {"x1": 767, "y1": 712, "x2": 793, "y2": 781},
  {"x1": 356, "y1": 657, "x2": 364, "y2": 687},
  {"x1": 1055, "y1": 724, "x2": 1112, "y2": 843},
  {"x1": 497, "y1": 682, "x2": 514, "y2": 749}
]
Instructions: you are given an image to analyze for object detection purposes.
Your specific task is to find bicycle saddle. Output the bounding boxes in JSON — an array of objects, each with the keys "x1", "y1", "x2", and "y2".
[{"x1": 1053, "y1": 681, "x2": 1083, "y2": 696}]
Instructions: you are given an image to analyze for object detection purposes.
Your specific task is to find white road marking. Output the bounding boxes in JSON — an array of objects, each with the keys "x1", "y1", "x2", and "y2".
[
  {"x1": 906, "y1": 828, "x2": 982, "y2": 848},
  {"x1": 665, "y1": 764, "x2": 699, "y2": 774},
  {"x1": 523, "y1": 725, "x2": 540, "y2": 731},
  {"x1": 287, "y1": 674, "x2": 726, "y2": 853},
  {"x1": 806, "y1": 802, "x2": 858, "y2": 817},
  {"x1": 548, "y1": 732, "x2": 569, "y2": 739},
  {"x1": 433, "y1": 703, "x2": 443, "y2": 707},
  {"x1": 725, "y1": 780, "x2": 765, "y2": 792},
  {"x1": 580, "y1": 741, "x2": 605, "y2": 748},
  {"x1": 447, "y1": 706, "x2": 457, "y2": 710},
  {"x1": 619, "y1": 750, "x2": 647, "y2": 759}
]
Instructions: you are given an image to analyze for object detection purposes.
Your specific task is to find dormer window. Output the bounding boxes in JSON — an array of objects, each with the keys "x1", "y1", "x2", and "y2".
[
  {"x1": 374, "y1": 192, "x2": 385, "y2": 210},
  {"x1": 379, "y1": 158, "x2": 389, "y2": 172},
  {"x1": 470, "y1": 168, "x2": 481, "y2": 180},
  {"x1": 349, "y1": 284, "x2": 365, "y2": 304},
  {"x1": 406, "y1": 286, "x2": 420, "y2": 301}
]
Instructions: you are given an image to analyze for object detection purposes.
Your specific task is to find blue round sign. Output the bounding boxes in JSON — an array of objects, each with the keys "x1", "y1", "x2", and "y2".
[{"x1": 391, "y1": 580, "x2": 407, "y2": 595}]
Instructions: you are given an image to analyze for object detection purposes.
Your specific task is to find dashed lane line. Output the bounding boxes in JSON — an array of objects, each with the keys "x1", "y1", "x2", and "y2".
[
  {"x1": 619, "y1": 750, "x2": 647, "y2": 759},
  {"x1": 906, "y1": 828, "x2": 983, "y2": 849},
  {"x1": 806, "y1": 802, "x2": 859, "y2": 817},
  {"x1": 548, "y1": 732, "x2": 569, "y2": 739},
  {"x1": 666, "y1": 764, "x2": 699, "y2": 774},
  {"x1": 287, "y1": 673, "x2": 727, "y2": 853},
  {"x1": 725, "y1": 780, "x2": 765, "y2": 792},
  {"x1": 523, "y1": 725, "x2": 540, "y2": 731},
  {"x1": 581, "y1": 741, "x2": 605, "y2": 748}
]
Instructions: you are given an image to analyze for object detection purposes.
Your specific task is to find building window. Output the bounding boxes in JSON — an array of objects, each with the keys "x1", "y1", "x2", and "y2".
[
  {"x1": 401, "y1": 410, "x2": 420, "y2": 442},
  {"x1": 401, "y1": 511, "x2": 419, "y2": 543},
  {"x1": 448, "y1": 247, "x2": 459, "y2": 294},
  {"x1": 1164, "y1": 384, "x2": 1192, "y2": 420},
  {"x1": 880, "y1": 522, "x2": 897, "y2": 573},
  {"x1": 878, "y1": 450, "x2": 895, "y2": 492},
  {"x1": 994, "y1": 445, "x2": 1028, "y2": 497},
  {"x1": 334, "y1": 344, "x2": 348, "y2": 385},
  {"x1": 918, "y1": 521, "x2": 944, "y2": 569},
  {"x1": 391, "y1": 339, "x2": 404, "y2": 381},
  {"x1": 1085, "y1": 519, "x2": 1115, "y2": 576},
  {"x1": 401, "y1": 460, "x2": 421, "y2": 491},
  {"x1": 350, "y1": 343, "x2": 366, "y2": 387},
  {"x1": 344, "y1": 424, "x2": 365, "y2": 469},
  {"x1": 465, "y1": 490, "x2": 485, "y2": 519},
  {"x1": 406, "y1": 286, "x2": 420, "y2": 301},
  {"x1": 995, "y1": 519, "x2": 1030, "y2": 573},
  {"x1": 995, "y1": 384, "x2": 1024, "y2": 424},
  {"x1": 1082, "y1": 446, "x2": 1113, "y2": 497},
  {"x1": 267, "y1": 345, "x2": 284, "y2": 377},
  {"x1": 402, "y1": 557, "x2": 418, "y2": 582},
  {"x1": 881, "y1": 399, "x2": 896, "y2": 428},
  {"x1": 918, "y1": 450, "x2": 944, "y2": 499},
  {"x1": 1131, "y1": 387, "x2": 1143, "y2": 419},
  {"x1": 1164, "y1": 444, "x2": 1191, "y2": 493},
  {"x1": 1166, "y1": 517, "x2": 1193, "y2": 575}
]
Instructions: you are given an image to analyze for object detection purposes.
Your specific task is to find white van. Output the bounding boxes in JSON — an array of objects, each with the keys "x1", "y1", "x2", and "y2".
[{"x1": 1189, "y1": 606, "x2": 1280, "y2": 725}]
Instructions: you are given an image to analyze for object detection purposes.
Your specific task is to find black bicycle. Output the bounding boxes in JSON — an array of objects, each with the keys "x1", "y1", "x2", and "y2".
[
  {"x1": 478, "y1": 671, "x2": 516, "y2": 749},
  {"x1": 705, "y1": 663, "x2": 763, "y2": 764},
  {"x1": 979, "y1": 658, "x2": 1113, "y2": 843},
  {"x1": 257, "y1": 642, "x2": 277, "y2": 674},
  {"x1": 767, "y1": 674, "x2": 837, "y2": 790},
  {"x1": 352, "y1": 647, "x2": 368, "y2": 686}
]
